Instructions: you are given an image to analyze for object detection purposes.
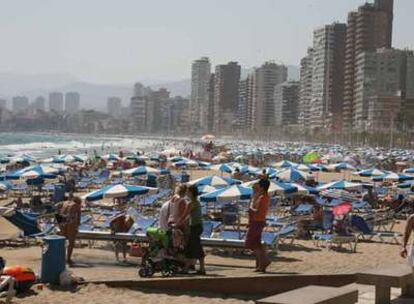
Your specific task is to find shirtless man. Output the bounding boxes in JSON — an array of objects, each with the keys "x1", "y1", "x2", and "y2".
[
  {"x1": 400, "y1": 214, "x2": 414, "y2": 265},
  {"x1": 58, "y1": 197, "x2": 82, "y2": 265}
]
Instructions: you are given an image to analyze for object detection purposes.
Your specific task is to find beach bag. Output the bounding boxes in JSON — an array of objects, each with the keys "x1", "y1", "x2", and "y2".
[{"x1": 129, "y1": 243, "x2": 145, "y2": 258}]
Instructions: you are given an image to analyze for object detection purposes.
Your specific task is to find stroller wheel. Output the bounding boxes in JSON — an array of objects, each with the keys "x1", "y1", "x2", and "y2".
[{"x1": 138, "y1": 267, "x2": 147, "y2": 278}]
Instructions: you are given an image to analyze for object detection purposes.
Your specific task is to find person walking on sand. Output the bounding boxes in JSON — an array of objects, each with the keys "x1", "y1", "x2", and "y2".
[
  {"x1": 400, "y1": 214, "x2": 414, "y2": 269},
  {"x1": 245, "y1": 179, "x2": 271, "y2": 273},
  {"x1": 58, "y1": 196, "x2": 82, "y2": 265}
]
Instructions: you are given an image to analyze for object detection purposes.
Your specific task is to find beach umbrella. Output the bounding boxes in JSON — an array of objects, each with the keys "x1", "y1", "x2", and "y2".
[
  {"x1": 327, "y1": 162, "x2": 356, "y2": 172},
  {"x1": 332, "y1": 202, "x2": 352, "y2": 216},
  {"x1": 122, "y1": 166, "x2": 163, "y2": 177},
  {"x1": 210, "y1": 163, "x2": 236, "y2": 174},
  {"x1": 188, "y1": 175, "x2": 241, "y2": 187},
  {"x1": 302, "y1": 152, "x2": 320, "y2": 164},
  {"x1": 308, "y1": 164, "x2": 329, "y2": 172},
  {"x1": 250, "y1": 167, "x2": 278, "y2": 177},
  {"x1": 6, "y1": 165, "x2": 60, "y2": 180},
  {"x1": 275, "y1": 168, "x2": 311, "y2": 182},
  {"x1": 8, "y1": 154, "x2": 36, "y2": 164},
  {"x1": 173, "y1": 159, "x2": 199, "y2": 168},
  {"x1": 197, "y1": 185, "x2": 218, "y2": 194},
  {"x1": 0, "y1": 181, "x2": 11, "y2": 191},
  {"x1": 101, "y1": 153, "x2": 121, "y2": 161},
  {"x1": 199, "y1": 185, "x2": 252, "y2": 202},
  {"x1": 270, "y1": 160, "x2": 298, "y2": 169},
  {"x1": 352, "y1": 168, "x2": 388, "y2": 177},
  {"x1": 125, "y1": 154, "x2": 149, "y2": 162},
  {"x1": 403, "y1": 168, "x2": 414, "y2": 174},
  {"x1": 242, "y1": 180, "x2": 298, "y2": 195},
  {"x1": 372, "y1": 172, "x2": 414, "y2": 182},
  {"x1": 397, "y1": 181, "x2": 414, "y2": 189},
  {"x1": 294, "y1": 164, "x2": 312, "y2": 172},
  {"x1": 168, "y1": 156, "x2": 187, "y2": 163},
  {"x1": 197, "y1": 161, "x2": 211, "y2": 168},
  {"x1": 82, "y1": 184, "x2": 157, "y2": 202},
  {"x1": 319, "y1": 189, "x2": 358, "y2": 201},
  {"x1": 317, "y1": 180, "x2": 363, "y2": 191},
  {"x1": 288, "y1": 182, "x2": 319, "y2": 195},
  {"x1": 52, "y1": 154, "x2": 87, "y2": 164}
]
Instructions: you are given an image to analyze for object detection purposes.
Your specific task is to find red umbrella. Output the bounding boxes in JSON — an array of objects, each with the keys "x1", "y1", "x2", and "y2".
[{"x1": 332, "y1": 202, "x2": 352, "y2": 216}]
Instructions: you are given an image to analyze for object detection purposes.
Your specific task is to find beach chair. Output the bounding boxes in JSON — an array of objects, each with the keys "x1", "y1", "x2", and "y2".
[
  {"x1": 351, "y1": 215, "x2": 401, "y2": 244},
  {"x1": 201, "y1": 220, "x2": 222, "y2": 238},
  {"x1": 128, "y1": 218, "x2": 156, "y2": 234},
  {"x1": 313, "y1": 233, "x2": 358, "y2": 252},
  {"x1": 291, "y1": 203, "x2": 313, "y2": 216}
]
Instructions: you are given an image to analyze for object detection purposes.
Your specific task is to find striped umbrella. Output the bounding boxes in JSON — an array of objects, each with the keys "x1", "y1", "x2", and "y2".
[
  {"x1": 197, "y1": 185, "x2": 218, "y2": 194},
  {"x1": 101, "y1": 153, "x2": 121, "y2": 161},
  {"x1": 82, "y1": 184, "x2": 157, "y2": 202},
  {"x1": 317, "y1": 180, "x2": 363, "y2": 191},
  {"x1": 173, "y1": 159, "x2": 199, "y2": 168},
  {"x1": 353, "y1": 168, "x2": 388, "y2": 177},
  {"x1": 122, "y1": 166, "x2": 163, "y2": 176},
  {"x1": 372, "y1": 173, "x2": 414, "y2": 182},
  {"x1": 242, "y1": 180, "x2": 297, "y2": 195},
  {"x1": 275, "y1": 168, "x2": 311, "y2": 182},
  {"x1": 403, "y1": 168, "x2": 414, "y2": 174},
  {"x1": 327, "y1": 162, "x2": 356, "y2": 172},
  {"x1": 270, "y1": 160, "x2": 298, "y2": 169},
  {"x1": 188, "y1": 175, "x2": 241, "y2": 187},
  {"x1": 6, "y1": 165, "x2": 60, "y2": 180},
  {"x1": 0, "y1": 181, "x2": 11, "y2": 191},
  {"x1": 199, "y1": 185, "x2": 252, "y2": 202}
]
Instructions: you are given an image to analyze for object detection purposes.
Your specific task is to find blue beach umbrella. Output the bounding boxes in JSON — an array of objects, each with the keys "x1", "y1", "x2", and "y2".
[
  {"x1": 372, "y1": 172, "x2": 414, "y2": 182},
  {"x1": 199, "y1": 185, "x2": 252, "y2": 203},
  {"x1": 327, "y1": 162, "x2": 356, "y2": 172},
  {"x1": 82, "y1": 184, "x2": 157, "y2": 202},
  {"x1": 101, "y1": 153, "x2": 121, "y2": 161},
  {"x1": 403, "y1": 168, "x2": 414, "y2": 174},
  {"x1": 317, "y1": 180, "x2": 363, "y2": 191},
  {"x1": 397, "y1": 181, "x2": 414, "y2": 189},
  {"x1": 270, "y1": 160, "x2": 298, "y2": 169},
  {"x1": 242, "y1": 180, "x2": 298, "y2": 195},
  {"x1": 122, "y1": 166, "x2": 163, "y2": 177},
  {"x1": 0, "y1": 181, "x2": 11, "y2": 191},
  {"x1": 6, "y1": 165, "x2": 59, "y2": 180},
  {"x1": 353, "y1": 168, "x2": 388, "y2": 177},
  {"x1": 275, "y1": 168, "x2": 311, "y2": 182},
  {"x1": 188, "y1": 175, "x2": 241, "y2": 187}
]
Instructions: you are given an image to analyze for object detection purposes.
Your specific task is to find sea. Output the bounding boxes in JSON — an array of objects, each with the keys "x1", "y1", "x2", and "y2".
[{"x1": 0, "y1": 132, "x2": 191, "y2": 158}]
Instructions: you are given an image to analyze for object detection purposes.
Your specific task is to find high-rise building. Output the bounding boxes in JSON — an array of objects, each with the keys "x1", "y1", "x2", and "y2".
[
  {"x1": 49, "y1": 92, "x2": 64, "y2": 113},
  {"x1": 206, "y1": 74, "x2": 215, "y2": 133},
  {"x1": 190, "y1": 57, "x2": 211, "y2": 133},
  {"x1": 129, "y1": 96, "x2": 147, "y2": 132},
  {"x1": 65, "y1": 92, "x2": 80, "y2": 114},
  {"x1": 147, "y1": 88, "x2": 170, "y2": 133},
  {"x1": 253, "y1": 62, "x2": 287, "y2": 131},
  {"x1": 212, "y1": 62, "x2": 241, "y2": 134},
  {"x1": 236, "y1": 74, "x2": 255, "y2": 131},
  {"x1": 353, "y1": 48, "x2": 414, "y2": 132},
  {"x1": 298, "y1": 48, "x2": 314, "y2": 129},
  {"x1": 32, "y1": 96, "x2": 46, "y2": 111},
  {"x1": 0, "y1": 99, "x2": 7, "y2": 110},
  {"x1": 274, "y1": 81, "x2": 300, "y2": 127},
  {"x1": 310, "y1": 23, "x2": 346, "y2": 132},
  {"x1": 107, "y1": 97, "x2": 122, "y2": 118},
  {"x1": 343, "y1": 0, "x2": 394, "y2": 131},
  {"x1": 12, "y1": 96, "x2": 29, "y2": 113}
]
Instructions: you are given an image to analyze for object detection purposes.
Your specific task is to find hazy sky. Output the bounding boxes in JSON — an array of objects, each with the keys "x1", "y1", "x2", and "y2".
[{"x1": 0, "y1": 0, "x2": 412, "y2": 84}]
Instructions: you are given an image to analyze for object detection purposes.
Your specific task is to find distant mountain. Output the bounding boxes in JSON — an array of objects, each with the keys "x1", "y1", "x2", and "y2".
[{"x1": 0, "y1": 72, "x2": 77, "y2": 97}]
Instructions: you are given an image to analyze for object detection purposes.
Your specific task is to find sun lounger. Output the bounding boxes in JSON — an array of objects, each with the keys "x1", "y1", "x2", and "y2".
[
  {"x1": 128, "y1": 218, "x2": 156, "y2": 234},
  {"x1": 313, "y1": 233, "x2": 358, "y2": 252},
  {"x1": 351, "y1": 215, "x2": 402, "y2": 244},
  {"x1": 291, "y1": 203, "x2": 313, "y2": 216}
]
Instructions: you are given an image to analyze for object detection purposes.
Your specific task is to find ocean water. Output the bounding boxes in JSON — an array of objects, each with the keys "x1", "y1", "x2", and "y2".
[{"x1": 0, "y1": 132, "x2": 178, "y2": 157}]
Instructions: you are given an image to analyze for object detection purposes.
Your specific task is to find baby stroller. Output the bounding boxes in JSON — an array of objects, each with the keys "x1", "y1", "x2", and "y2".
[{"x1": 138, "y1": 227, "x2": 185, "y2": 278}]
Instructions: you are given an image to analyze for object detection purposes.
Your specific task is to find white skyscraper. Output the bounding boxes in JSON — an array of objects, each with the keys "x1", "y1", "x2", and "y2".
[
  {"x1": 49, "y1": 92, "x2": 64, "y2": 113},
  {"x1": 190, "y1": 57, "x2": 211, "y2": 133},
  {"x1": 65, "y1": 92, "x2": 80, "y2": 114}
]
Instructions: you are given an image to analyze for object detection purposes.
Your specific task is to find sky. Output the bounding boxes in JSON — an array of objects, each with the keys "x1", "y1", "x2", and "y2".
[{"x1": 0, "y1": 0, "x2": 412, "y2": 84}]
